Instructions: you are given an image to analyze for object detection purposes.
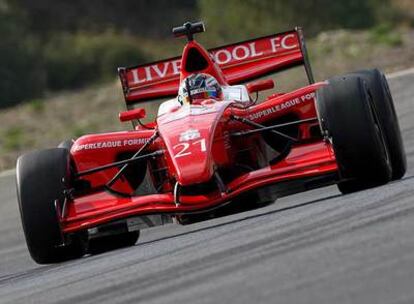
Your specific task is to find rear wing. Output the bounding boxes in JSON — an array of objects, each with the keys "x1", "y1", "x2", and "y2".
[{"x1": 118, "y1": 27, "x2": 314, "y2": 106}]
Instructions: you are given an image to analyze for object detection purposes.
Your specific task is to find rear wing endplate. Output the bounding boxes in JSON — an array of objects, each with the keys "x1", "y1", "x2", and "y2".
[{"x1": 118, "y1": 27, "x2": 314, "y2": 106}]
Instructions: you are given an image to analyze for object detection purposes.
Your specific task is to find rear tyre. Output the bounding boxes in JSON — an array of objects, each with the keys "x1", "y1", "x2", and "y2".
[
  {"x1": 316, "y1": 75, "x2": 391, "y2": 194},
  {"x1": 87, "y1": 231, "x2": 139, "y2": 255},
  {"x1": 16, "y1": 148, "x2": 85, "y2": 264},
  {"x1": 350, "y1": 69, "x2": 406, "y2": 180}
]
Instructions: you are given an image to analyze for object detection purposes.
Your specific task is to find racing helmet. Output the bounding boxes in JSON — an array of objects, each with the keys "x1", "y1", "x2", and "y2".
[{"x1": 178, "y1": 73, "x2": 223, "y2": 104}]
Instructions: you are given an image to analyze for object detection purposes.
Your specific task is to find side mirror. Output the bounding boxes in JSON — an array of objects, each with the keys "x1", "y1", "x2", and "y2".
[
  {"x1": 246, "y1": 79, "x2": 275, "y2": 94},
  {"x1": 119, "y1": 108, "x2": 146, "y2": 122}
]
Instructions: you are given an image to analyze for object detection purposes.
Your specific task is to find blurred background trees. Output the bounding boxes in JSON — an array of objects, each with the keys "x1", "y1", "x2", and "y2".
[
  {"x1": 0, "y1": 0, "x2": 411, "y2": 108},
  {"x1": 200, "y1": 0, "x2": 397, "y2": 42}
]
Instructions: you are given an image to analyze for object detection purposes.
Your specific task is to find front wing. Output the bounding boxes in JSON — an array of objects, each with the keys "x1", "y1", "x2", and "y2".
[{"x1": 62, "y1": 141, "x2": 337, "y2": 233}]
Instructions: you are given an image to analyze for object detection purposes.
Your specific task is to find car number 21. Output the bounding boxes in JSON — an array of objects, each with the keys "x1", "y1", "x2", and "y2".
[{"x1": 173, "y1": 139, "x2": 207, "y2": 158}]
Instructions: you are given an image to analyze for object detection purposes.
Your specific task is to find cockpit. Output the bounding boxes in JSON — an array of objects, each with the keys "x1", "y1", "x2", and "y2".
[{"x1": 158, "y1": 76, "x2": 250, "y2": 117}]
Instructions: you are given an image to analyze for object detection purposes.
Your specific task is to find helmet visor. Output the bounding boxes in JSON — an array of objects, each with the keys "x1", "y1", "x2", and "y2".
[{"x1": 182, "y1": 88, "x2": 220, "y2": 103}]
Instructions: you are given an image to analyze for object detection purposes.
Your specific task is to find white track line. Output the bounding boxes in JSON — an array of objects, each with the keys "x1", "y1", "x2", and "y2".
[
  {"x1": 0, "y1": 68, "x2": 413, "y2": 179},
  {"x1": 387, "y1": 67, "x2": 414, "y2": 79},
  {"x1": 0, "y1": 169, "x2": 15, "y2": 178}
]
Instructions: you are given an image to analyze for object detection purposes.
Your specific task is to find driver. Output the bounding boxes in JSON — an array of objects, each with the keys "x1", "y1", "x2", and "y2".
[{"x1": 178, "y1": 73, "x2": 223, "y2": 105}]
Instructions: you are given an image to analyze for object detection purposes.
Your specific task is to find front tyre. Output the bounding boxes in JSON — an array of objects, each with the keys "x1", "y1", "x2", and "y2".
[
  {"x1": 316, "y1": 75, "x2": 392, "y2": 194},
  {"x1": 350, "y1": 69, "x2": 406, "y2": 180},
  {"x1": 16, "y1": 148, "x2": 85, "y2": 264}
]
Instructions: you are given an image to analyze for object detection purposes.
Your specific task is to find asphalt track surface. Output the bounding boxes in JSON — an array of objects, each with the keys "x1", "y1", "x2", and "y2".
[{"x1": 0, "y1": 71, "x2": 413, "y2": 304}]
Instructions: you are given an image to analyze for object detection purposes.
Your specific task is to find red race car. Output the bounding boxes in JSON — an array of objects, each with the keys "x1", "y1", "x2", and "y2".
[{"x1": 16, "y1": 22, "x2": 406, "y2": 264}]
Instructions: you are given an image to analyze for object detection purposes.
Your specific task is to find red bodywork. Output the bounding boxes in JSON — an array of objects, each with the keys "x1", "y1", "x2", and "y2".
[{"x1": 63, "y1": 29, "x2": 338, "y2": 233}]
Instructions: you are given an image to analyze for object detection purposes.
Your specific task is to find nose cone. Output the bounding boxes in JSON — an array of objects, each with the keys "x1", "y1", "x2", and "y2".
[
  {"x1": 157, "y1": 101, "x2": 232, "y2": 186},
  {"x1": 174, "y1": 132, "x2": 213, "y2": 186},
  {"x1": 157, "y1": 40, "x2": 230, "y2": 186},
  {"x1": 158, "y1": 115, "x2": 214, "y2": 186}
]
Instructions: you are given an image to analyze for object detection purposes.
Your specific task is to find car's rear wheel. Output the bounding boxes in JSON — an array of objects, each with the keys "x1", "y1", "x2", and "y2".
[
  {"x1": 87, "y1": 231, "x2": 139, "y2": 255},
  {"x1": 316, "y1": 75, "x2": 392, "y2": 194},
  {"x1": 16, "y1": 148, "x2": 86, "y2": 264},
  {"x1": 350, "y1": 69, "x2": 406, "y2": 180}
]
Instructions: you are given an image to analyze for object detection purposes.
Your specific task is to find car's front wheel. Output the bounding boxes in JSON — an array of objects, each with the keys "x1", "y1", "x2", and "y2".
[
  {"x1": 16, "y1": 148, "x2": 85, "y2": 264},
  {"x1": 350, "y1": 69, "x2": 406, "y2": 180},
  {"x1": 316, "y1": 75, "x2": 392, "y2": 194}
]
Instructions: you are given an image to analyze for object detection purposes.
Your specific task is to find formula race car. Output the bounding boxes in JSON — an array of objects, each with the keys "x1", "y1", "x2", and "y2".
[{"x1": 16, "y1": 22, "x2": 406, "y2": 264}]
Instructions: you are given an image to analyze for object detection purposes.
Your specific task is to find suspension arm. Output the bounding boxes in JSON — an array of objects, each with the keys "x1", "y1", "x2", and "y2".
[
  {"x1": 106, "y1": 131, "x2": 159, "y2": 187},
  {"x1": 230, "y1": 115, "x2": 299, "y2": 142},
  {"x1": 75, "y1": 150, "x2": 163, "y2": 178},
  {"x1": 231, "y1": 117, "x2": 318, "y2": 137}
]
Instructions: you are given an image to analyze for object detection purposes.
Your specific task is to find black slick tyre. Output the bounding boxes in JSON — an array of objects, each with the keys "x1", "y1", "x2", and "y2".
[
  {"x1": 316, "y1": 75, "x2": 392, "y2": 194},
  {"x1": 350, "y1": 69, "x2": 406, "y2": 180},
  {"x1": 16, "y1": 148, "x2": 85, "y2": 264}
]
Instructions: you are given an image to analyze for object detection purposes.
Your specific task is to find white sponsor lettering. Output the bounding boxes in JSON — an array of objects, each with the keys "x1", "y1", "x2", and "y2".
[
  {"x1": 214, "y1": 42, "x2": 264, "y2": 64},
  {"x1": 131, "y1": 69, "x2": 145, "y2": 84},
  {"x1": 131, "y1": 60, "x2": 181, "y2": 84},
  {"x1": 248, "y1": 42, "x2": 263, "y2": 57},
  {"x1": 144, "y1": 66, "x2": 153, "y2": 81},
  {"x1": 270, "y1": 37, "x2": 280, "y2": 53},
  {"x1": 281, "y1": 34, "x2": 297, "y2": 50},
  {"x1": 232, "y1": 45, "x2": 250, "y2": 61},
  {"x1": 214, "y1": 49, "x2": 232, "y2": 65},
  {"x1": 152, "y1": 63, "x2": 170, "y2": 78},
  {"x1": 270, "y1": 34, "x2": 297, "y2": 53},
  {"x1": 249, "y1": 92, "x2": 315, "y2": 120},
  {"x1": 171, "y1": 59, "x2": 181, "y2": 75},
  {"x1": 129, "y1": 33, "x2": 299, "y2": 85},
  {"x1": 122, "y1": 138, "x2": 151, "y2": 146},
  {"x1": 73, "y1": 138, "x2": 150, "y2": 151}
]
